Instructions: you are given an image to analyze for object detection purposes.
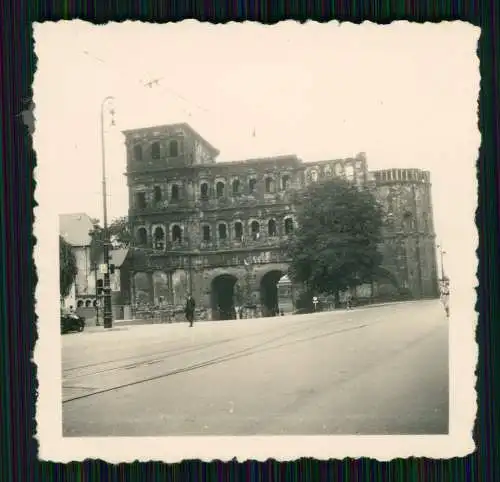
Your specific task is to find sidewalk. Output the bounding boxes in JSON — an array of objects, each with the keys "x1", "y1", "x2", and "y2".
[{"x1": 81, "y1": 300, "x2": 425, "y2": 332}]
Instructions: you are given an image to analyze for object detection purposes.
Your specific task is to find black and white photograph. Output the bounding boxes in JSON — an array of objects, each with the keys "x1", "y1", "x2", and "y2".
[{"x1": 34, "y1": 20, "x2": 478, "y2": 462}]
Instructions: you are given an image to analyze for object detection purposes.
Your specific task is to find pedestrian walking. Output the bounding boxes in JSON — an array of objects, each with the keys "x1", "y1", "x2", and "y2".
[
  {"x1": 185, "y1": 294, "x2": 196, "y2": 327},
  {"x1": 441, "y1": 281, "x2": 450, "y2": 318},
  {"x1": 346, "y1": 294, "x2": 353, "y2": 310}
]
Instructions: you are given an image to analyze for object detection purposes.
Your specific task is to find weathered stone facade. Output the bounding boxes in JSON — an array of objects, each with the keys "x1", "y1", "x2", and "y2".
[
  {"x1": 123, "y1": 123, "x2": 439, "y2": 319},
  {"x1": 370, "y1": 168, "x2": 439, "y2": 299}
]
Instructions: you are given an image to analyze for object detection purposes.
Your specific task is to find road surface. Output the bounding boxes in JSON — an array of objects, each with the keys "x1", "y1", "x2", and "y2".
[{"x1": 62, "y1": 300, "x2": 449, "y2": 436}]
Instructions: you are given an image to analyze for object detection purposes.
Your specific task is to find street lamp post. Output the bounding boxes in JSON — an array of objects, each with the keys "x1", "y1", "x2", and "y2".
[
  {"x1": 183, "y1": 218, "x2": 194, "y2": 296},
  {"x1": 100, "y1": 95, "x2": 115, "y2": 329},
  {"x1": 437, "y1": 243, "x2": 447, "y2": 281}
]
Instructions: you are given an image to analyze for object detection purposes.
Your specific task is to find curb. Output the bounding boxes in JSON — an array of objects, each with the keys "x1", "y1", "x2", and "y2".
[{"x1": 83, "y1": 300, "x2": 434, "y2": 330}]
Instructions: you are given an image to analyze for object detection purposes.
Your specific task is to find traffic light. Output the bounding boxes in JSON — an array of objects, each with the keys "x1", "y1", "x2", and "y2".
[{"x1": 96, "y1": 279, "x2": 104, "y2": 295}]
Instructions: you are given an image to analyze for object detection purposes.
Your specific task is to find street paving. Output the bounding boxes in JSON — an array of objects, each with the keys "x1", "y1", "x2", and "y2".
[{"x1": 62, "y1": 300, "x2": 449, "y2": 436}]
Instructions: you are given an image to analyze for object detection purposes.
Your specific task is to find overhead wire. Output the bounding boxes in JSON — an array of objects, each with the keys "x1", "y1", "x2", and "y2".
[{"x1": 81, "y1": 49, "x2": 258, "y2": 141}]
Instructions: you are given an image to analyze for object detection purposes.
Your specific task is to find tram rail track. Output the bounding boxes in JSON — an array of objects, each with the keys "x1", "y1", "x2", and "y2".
[
  {"x1": 62, "y1": 313, "x2": 395, "y2": 404},
  {"x1": 62, "y1": 311, "x2": 348, "y2": 379}
]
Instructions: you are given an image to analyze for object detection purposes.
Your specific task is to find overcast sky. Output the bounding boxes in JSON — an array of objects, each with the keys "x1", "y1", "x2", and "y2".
[{"x1": 34, "y1": 20, "x2": 479, "y2": 256}]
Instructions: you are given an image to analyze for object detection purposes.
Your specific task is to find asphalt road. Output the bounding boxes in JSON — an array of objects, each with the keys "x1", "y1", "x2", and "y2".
[{"x1": 62, "y1": 300, "x2": 449, "y2": 436}]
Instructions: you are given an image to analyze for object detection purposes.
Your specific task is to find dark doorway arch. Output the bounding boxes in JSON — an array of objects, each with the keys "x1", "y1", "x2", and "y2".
[
  {"x1": 171, "y1": 184, "x2": 179, "y2": 201},
  {"x1": 136, "y1": 227, "x2": 148, "y2": 246},
  {"x1": 216, "y1": 181, "x2": 225, "y2": 198},
  {"x1": 153, "y1": 226, "x2": 165, "y2": 250},
  {"x1": 172, "y1": 225, "x2": 182, "y2": 244},
  {"x1": 260, "y1": 270, "x2": 284, "y2": 317},
  {"x1": 200, "y1": 182, "x2": 209, "y2": 200},
  {"x1": 211, "y1": 274, "x2": 238, "y2": 320},
  {"x1": 234, "y1": 221, "x2": 243, "y2": 241},
  {"x1": 268, "y1": 219, "x2": 277, "y2": 237},
  {"x1": 169, "y1": 140, "x2": 179, "y2": 157},
  {"x1": 250, "y1": 220, "x2": 260, "y2": 240}
]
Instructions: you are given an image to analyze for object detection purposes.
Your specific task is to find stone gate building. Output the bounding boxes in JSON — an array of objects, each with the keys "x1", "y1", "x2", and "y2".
[{"x1": 123, "y1": 122, "x2": 439, "y2": 320}]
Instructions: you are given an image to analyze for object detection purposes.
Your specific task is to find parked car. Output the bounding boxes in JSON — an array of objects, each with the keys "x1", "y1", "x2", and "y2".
[{"x1": 61, "y1": 313, "x2": 85, "y2": 334}]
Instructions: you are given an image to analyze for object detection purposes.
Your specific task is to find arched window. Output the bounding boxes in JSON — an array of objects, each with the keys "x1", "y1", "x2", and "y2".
[
  {"x1": 265, "y1": 177, "x2": 275, "y2": 193},
  {"x1": 153, "y1": 186, "x2": 162, "y2": 204},
  {"x1": 250, "y1": 221, "x2": 260, "y2": 240},
  {"x1": 281, "y1": 175, "x2": 290, "y2": 190},
  {"x1": 135, "y1": 192, "x2": 146, "y2": 209},
  {"x1": 169, "y1": 140, "x2": 179, "y2": 157},
  {"x1": 284, "y1": 218, "x2": 294, "y2": 235},
  {"x1": 310, "y1": 170, "x2": 318, "y2": 182},
  {"x1": 172, "y1": 225, "x2": 182, "y2": 244},
  {"x1": 403, "y1": 211, "x2": 413, "y2": 231},
  {"x1": 151, "y1": 141, "x2": 161, "y2": 160},
  {"x1": 153, "y1": 226, "x2": 165, "y2": 250},
  {"x1": 347, "y1": 165, "x2": 355, "y2": 181},
  {"x1": 77, "y1": 300, "x2": 84, "y2": 308},
  {"x1": 200, "y1": 182, "x2": 209, "y2": 200},
  {"x1": 234, "y1": 222, "x2": 243, "y2": 241},
  {"x1": 423, "y1": 213, "x2": 429, "y2": 231},
  {"x1": 136, "y1": 227, "x2": 148, "y2": 246},
  {"x1": 216, "y1": 181, "x2": 225, "y2": 198},
  {"x1": 334, "y1": 163, "x2": 343, "y2": 176},
  {"x1": 324, "y1": 166, "x2": 332, "y2": 177},
  {"x1": 218, "y1": 223, "x2": 227, "y2": 240},
  {"x1": 85, "y1": 300, "x2": 92, "y2": 307},
  {"x1": 268, "y1": 219, "x2": 277, "y2": 237},
  {"x1": 202, "y1": 225, "x2": 211, "y2": 242},
  {"x1": 133, "y1": 144, "x2": 143, "y2": 162},
  {"x1": 171, "y1": 184, "x2": 179, "y2": 201},
  {"x1": 232, "y1": 179, "x2": 240, "y2": 195},
  {"x1": 249, "y1": 178, "x2": 257, "y2": 194}
]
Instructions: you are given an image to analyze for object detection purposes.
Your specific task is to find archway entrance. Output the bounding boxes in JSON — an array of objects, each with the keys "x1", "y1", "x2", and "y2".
[
  {"x1": 260, "y1": 270, "x2": 284, "y2": 317},
  {"x1": 211, "y1": 274, "x2": 238, "y2": 320}
]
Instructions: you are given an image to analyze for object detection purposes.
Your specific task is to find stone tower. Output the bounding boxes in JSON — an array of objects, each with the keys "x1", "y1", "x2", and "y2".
[{"x1": 371, "y1": 168, "x2": 439, "y2": 298}]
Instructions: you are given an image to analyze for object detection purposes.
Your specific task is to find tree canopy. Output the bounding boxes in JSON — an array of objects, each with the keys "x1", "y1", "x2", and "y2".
[
  {"x1": 286, "y1": 177, "x2": 384, "y2": 295},
  {"x1": 89, "y1": 216, "x2": 133, "y2": 260},
  {"x1": 59, "y1": 235, "x2": 78, "y2": 299},
  {"x1": 109, "y1": 216, "x2": 133, "y2": 247}
]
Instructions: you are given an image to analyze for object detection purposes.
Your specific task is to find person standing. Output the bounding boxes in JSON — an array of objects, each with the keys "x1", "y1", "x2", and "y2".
[
  {"x1": 441, "y1": 280, "x2": 450, "y2": 318},
  {"x1": 185, "y1": 294, "x2": 196, "y2": 327},
  {"x1": 346, "y1": 294, "x2": 353, "y2": 310}
]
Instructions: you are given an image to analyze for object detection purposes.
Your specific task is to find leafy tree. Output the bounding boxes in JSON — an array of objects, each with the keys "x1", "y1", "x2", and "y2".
[
  {"x1": 59, "y1": 235, "x2": 78, "y2": 299},
  {"x1": 88, "y1": 216, "x2": 132, "y2": 263},
  {"x1": 286, "y1": 177, "x2": 384, "y2": 301}
]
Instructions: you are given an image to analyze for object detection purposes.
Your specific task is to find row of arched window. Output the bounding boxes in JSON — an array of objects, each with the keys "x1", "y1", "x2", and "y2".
[
  {"x1": 133, "y1": 174, "x2": 294, "y2": 210},
  {"x1": 76, "y1": 299, "x2": 97, "y2": 308},
  {"x1": 200, "y1": 174, "x2": 292, "y2": 200},
  {"x1": 307, "y1": 163, "x2": 357, "y2": 183},
  {"x1": 135, "y1": 218, "x2": 295, "y2": 250},
  {"x1": 200, "y1": 218, "x2": 295, "y2": 243},
  {"x1": 133, "y1": 139, "x2": 180, "y2": 162}
]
